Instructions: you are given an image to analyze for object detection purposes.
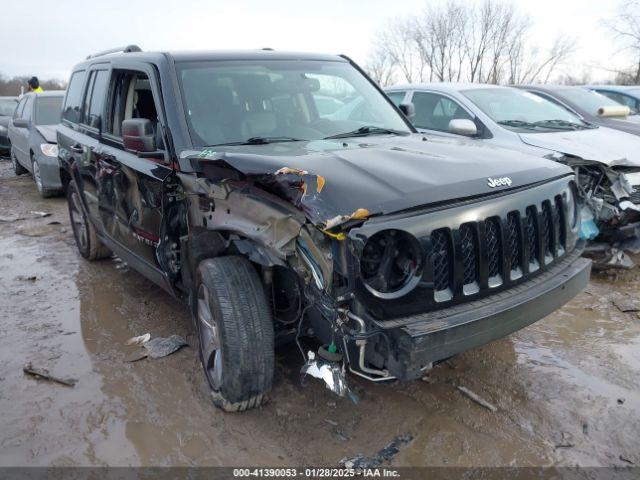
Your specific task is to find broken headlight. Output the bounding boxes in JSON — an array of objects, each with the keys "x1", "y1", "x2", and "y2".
[
  {"x1": 360, "y1": 229, "x2": 423, "y2": 299},
  {"x1": 563, "y1": 182, "x2": 579, "y2": 231},
  {"x1": 40, "y1": 143, "x2": 58, "y2": 157}
]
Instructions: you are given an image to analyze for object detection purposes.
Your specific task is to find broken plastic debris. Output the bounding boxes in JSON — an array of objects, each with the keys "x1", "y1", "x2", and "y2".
[
  {"x1": 301, "y1": 351, "x2": 355, "y2": 400},
  {"x1": 619, "y1": 200, "x2": 640, "y2": 212},
  {"x1": 126, "y1": 333, "x2": 151, "y2": 346},
  {"x1": 29, "y1": 211, "x2": 51, "y2": 218},
  {"x1": 143, "y1": 335, "x2": 188, "y2": 359},
  {"x1": 339, "y1": 433, "x2": 414, "y2": 470},
  {"x1": 323, "y1": 208, "x2": 370, "y2": 230},
  {"x1": 275, "y1": 167, "x2": 309, "y2": 176}
]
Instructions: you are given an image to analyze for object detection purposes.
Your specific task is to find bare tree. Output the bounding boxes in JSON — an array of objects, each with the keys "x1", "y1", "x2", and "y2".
[
  {"x1": 366, "y1": 0, "x2": 575, "y2": 86},
  {"x1": 606, "y1": 0, "x2": 640, "y2": 83},
  {"x1": 0, "y1": 74, "x2": 66, "y2": 96},
  {"x1": 364, "y1": 45, "x2": 396, "y2": 86}
]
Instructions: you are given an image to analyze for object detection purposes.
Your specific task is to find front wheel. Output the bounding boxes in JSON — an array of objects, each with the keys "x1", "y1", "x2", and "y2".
[
  {"x1": 195, "y1": 256, "x2": 274, "y2": 412},
  {"x1": 67, "y1": 180, "x2": 111, "y2": 260},
  {"x1": 32, "y1": 158, "x2": 55, "y2": 198}
]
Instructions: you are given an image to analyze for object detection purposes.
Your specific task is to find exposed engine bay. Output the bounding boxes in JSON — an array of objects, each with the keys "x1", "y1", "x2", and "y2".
[{"x1": 570, "y1": 160, "x2": 640, "y2": 268}]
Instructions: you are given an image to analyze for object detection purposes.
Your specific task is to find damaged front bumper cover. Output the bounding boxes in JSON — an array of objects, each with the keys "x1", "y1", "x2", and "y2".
[{"x1": 372, "y1": 250, "x2": 591, "y2": 380}]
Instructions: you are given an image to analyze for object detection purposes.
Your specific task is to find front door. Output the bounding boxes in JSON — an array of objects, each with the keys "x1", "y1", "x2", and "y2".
[{"x1": 95, "y1": 67, "x2": 173, "y2": 271}]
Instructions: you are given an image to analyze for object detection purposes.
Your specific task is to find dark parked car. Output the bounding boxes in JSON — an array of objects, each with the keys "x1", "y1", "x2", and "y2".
[
  {"x1": 585, "y1": 84, "x2": 640, "y2": 113},
  {"x1": 518, "y1": 85, "x2": 640, "y2": 137},
  {"x1": 9, "y1": 91, "x2": 65, "y2": 197},
  {"x1": 0, "y1": 96, "x2": 18, "y2": 157},
  {"x1": 59, "y1": 46, "x2": 590, "y2": 411}
]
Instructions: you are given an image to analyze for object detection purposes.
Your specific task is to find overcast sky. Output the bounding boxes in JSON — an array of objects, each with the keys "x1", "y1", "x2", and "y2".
[{"x1": 0, "y1": 0, "x2": 630, "y2": 82}]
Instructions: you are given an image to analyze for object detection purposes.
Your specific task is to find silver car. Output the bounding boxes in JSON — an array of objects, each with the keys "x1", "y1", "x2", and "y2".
[
  {"x1": 384, "y1": 83, "x2": 640, "y2": 254},
  {"x1": 8, "y1": 91, "x2": 64, "y2": 197}
]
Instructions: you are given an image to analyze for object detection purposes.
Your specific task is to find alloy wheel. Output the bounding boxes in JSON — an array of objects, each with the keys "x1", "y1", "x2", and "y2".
[
  {"x1": 33, "y1": 161, "x2": 43, "y2": 193},
  {"x1": 197, "y1": 284, "x2": 223, "y2": 390},
  {"x1": 69, "y1": 191, "x2": 88, "y2": 251}
]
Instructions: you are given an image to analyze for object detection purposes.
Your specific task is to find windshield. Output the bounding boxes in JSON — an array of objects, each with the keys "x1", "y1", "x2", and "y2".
[
  {"x1": 0, "y1": 99, "x2": 17, "y2": 116},
  {"x1": 463, "y1": 88, "x2": 589, "y2": 132},
  {"x1": 177, "y1": 59, "x2": 411, "y2": 147},
  {"x1": 559, "y1": 88, "x2": 628, "y2": 116},
  {"x1": 36, "y1": 96, "x2": 63, "y2": 125}
]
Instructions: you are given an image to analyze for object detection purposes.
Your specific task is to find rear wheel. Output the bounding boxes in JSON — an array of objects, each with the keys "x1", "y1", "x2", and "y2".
[
  {"x1": 195, "y1": 256, "x2": 274, "y2": 412},
  {"x1": 11, "y1": 148, "x2": 27, "y2": 175},
  {"x1": 67, "y1": 180, "x2": 111, "y2": 260}
]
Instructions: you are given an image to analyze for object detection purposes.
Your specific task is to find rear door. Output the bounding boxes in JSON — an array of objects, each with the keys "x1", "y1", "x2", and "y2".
[
  {"x1": 12, "y1": 96, "x2": 33, "y2": 166},
  {"x1": 58, "y1": 68, "x2": 89, "y2": 195},
  {"x1": 8, "y1": 96, "x2": 27, "y2": 159}
]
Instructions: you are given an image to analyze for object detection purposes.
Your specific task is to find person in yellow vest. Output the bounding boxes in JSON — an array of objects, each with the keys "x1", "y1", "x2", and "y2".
[{"x1": 28, "y1": 77, "x2": 43, "y2": 93}]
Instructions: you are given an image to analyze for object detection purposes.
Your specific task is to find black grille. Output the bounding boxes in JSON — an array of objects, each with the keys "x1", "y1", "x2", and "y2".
[
  {"x1": 431, "y1": 229, "x2": 450, "y2": 291},
  {"x1": 630, "y1": 187, "x2": 640, "y2": 204},
  {"x1": 541, "y1": 202, "x2": 553, "y2": 259},
  {"x1": 506, "y1": 212, "x2": 522, "y2": 273},
  {"x1": 0, "y1": 136, "x2": 9, "y2": 147},
  {"x1": 485, "y1": 217, "x2": 501, "y2": 278},
  {"x1": 426, "y1": 198, "x2": 567, "y2": 302},
  {"x1": 525, "y1": 207, "x2": 539, "y2": 267},
  {"x1": 459, "y1": 224, "x2": 477, "y2": 286},
  {"x1": 554, "y1": 196, "x2": 565, "y2": 253}
]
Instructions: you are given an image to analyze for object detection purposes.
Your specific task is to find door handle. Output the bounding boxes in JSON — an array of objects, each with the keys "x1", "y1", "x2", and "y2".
[{"x1": 70, "y1": 143, "x2": 83, "y2": 154}]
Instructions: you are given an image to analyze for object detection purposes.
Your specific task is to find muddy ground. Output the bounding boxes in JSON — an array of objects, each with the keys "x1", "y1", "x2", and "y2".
[{"x1": 0, "y1": 158, "x2": 639, "y2": 469}]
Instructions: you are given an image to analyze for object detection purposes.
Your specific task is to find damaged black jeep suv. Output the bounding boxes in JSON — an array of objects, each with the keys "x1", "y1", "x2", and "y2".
[{"x1": 58, "y1": 46, "x2": 591, "y2": 411}]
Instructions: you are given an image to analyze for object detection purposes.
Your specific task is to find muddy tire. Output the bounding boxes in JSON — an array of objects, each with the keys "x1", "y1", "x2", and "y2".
[
  {"x1": 32, "y1": 157, "x2": 55, "y2": 198},
  {"x1": 194, "y1": 256, "x2": 274, "y2": 412},
  {"x1": 67, "y1": 180, "x2": 111, "y2": 260},
  {"x1": 11, "y1": 148, "x2": 27, "y2": 175}
]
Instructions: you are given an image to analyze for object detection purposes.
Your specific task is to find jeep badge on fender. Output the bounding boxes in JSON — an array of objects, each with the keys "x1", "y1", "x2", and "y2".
[{"x1": 487, "y1": 176, "x2": 513, "y2": 188}]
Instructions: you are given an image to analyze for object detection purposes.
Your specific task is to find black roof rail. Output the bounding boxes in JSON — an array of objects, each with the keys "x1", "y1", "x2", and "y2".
[{"x1": 86, "y1": 45, "x2": 142, "y2": 60}]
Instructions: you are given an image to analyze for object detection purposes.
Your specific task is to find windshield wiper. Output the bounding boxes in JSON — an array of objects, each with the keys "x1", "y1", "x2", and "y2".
[
  {"x1": 533, "y1": 119, "x2": 590, "y2": 130},
  {"x1": 323, "y1": 126, "x2": 409, "y2": 140},
  {"x1": 207, "y1": 136, "x2": 305, "y2": 147},
  {"x1": 497, "y1": 119, "x2": 541, "y2": 130}
]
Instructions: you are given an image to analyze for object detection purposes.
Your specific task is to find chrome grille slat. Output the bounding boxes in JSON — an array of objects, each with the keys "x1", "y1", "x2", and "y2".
[
  {"x1": 506, "y1": 212, "x2": 522, "y2": 275},
  {"x1": 460, "y1": 224, "x2": 477, "y2": 286},
  {"x1": 431, "y1": 229, "x2": 450, "y2": 292},
  {"x1": 485, "y1": 217, "x2": 502, "y2": 279}
]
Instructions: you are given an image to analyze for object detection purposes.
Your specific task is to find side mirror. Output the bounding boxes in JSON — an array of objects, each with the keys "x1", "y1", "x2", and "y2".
[
  {"x1": 399, "y1": 102, "x2": 416, "y2": 121},
  {"x1": 449, "y1": 119, "x2": 478, "y2": 136},
  {"x1": 122, "y1": 118, "x2": 156, "y2": 153},
  {"x1": 13, "y1": 118, "x2": 29, "y2": 128}
]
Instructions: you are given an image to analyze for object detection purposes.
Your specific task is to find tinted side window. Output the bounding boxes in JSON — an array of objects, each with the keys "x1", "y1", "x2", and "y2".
[
  {"x1": 386, "y1": 91, "x2": 406, "y2": 107},
  {"x1": 62, "y1": 70, "x2": 87, "y2": 123},
  {"x1": 85, "y1": 70, "x2": 109, "y2": 129},
  {"x1": 22, "y1": 97, "x2": 34, "y2": 121},
  {"x1": 13, "y1": 98, "x2": 27, "y2": 119},
  {"x1": 106, "y1": 71, "x2": 159, "y2": 142},
  {"x1": 412, "y1": 92, "x2": 472, "y2": 131},
  {"x1": 599, "y1": 91, "x2": 639, "y2": 112}
]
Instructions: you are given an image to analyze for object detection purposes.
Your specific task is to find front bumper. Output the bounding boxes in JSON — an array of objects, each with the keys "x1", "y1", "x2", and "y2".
[
  {"x1": 378, "y1": 249, "x2": 591, "y2": 380},
  {"x1": 34, "y1": 152, "x2": 62, "y2": 190}
]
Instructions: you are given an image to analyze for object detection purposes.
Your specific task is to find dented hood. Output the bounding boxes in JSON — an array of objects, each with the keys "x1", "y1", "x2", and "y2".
[
  {"x1": 187, "y1": 134, "x2": 570, "y2": 225},
  {"x1": 35, "y1": 125, "x2": 58, "y2": 144},
  {"x1": 519, "y1": 126, "x2": 640, "y2": 167}
]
